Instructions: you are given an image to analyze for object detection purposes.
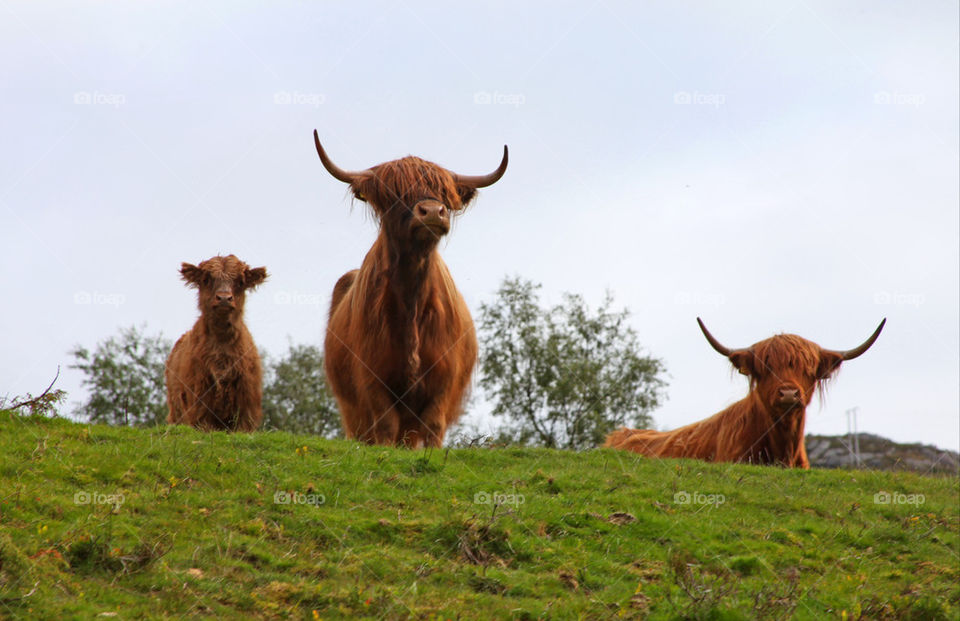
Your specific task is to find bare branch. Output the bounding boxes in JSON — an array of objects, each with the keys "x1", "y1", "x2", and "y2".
[{"x1": 6, "y1": 367, "x2": 60, "y2": 411}]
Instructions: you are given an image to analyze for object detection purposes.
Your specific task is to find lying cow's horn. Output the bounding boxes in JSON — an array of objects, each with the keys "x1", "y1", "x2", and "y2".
[
  {"x1": 453, "y1": 145, "x2": 509, "y2": 188},
  {"x1": 697, "y1": 317, "x2": 735, "y2": 357},
  {"x1": 829, "y1": 318, "x2": 886, "y2": 361},
  {"x1": 314, "y1": 130, "x2": 364, "y2": 184}
]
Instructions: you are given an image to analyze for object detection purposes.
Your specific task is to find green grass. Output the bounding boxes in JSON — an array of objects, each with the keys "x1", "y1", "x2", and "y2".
[{"x1": 1, "y1": 413, "x2": 957, "y2": 620}]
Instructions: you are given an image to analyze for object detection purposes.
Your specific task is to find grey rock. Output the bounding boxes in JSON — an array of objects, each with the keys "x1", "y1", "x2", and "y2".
[{"x1": 805, "y1": 433, "x2": 959, "y2": 475}]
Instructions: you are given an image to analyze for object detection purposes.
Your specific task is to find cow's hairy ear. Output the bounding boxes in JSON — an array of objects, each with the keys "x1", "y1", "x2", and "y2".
[
  {"x1": 349, "y1": 173, "x2": 375, "y2": 205},
  {"x1": 728, "y1": 350, "x2": 753, "y2": 376},
  {"x1": 244, "y1": 267, "x2": 268, "y2": 290},
  {"x1": 455, "y1": 185, "x2": 478, "y2": 208},
  {"x1": 180, "y1": 263, "x2": 203, "y2": 288},
  {"x1": 816, "y1": 351, "x2": 844, "y2": 379}
]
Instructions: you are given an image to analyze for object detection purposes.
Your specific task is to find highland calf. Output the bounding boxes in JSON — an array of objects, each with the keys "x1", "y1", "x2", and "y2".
[
  {"x1": 166, "y1": 254, "x2": 268, "y2": 432},
  {"x1": 315, "y1": 131, "x2": 507, "y2": 447},
  {"x1": 605, "y1": 317, "x2": 885, "y2": 468}
]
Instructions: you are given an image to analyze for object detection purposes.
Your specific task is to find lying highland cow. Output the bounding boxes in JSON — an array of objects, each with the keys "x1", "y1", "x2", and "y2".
[
  {"x1": 166, "y1": 254, "x2": 268, "y2": 431},
  {"x1": 606, "y1": 317, "x2": 885, "y2": 468}
]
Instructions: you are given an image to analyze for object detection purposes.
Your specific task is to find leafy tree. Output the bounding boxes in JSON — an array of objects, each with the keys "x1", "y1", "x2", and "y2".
[
  {"x1": 262, "y1": 342, "x2": 341, "y2": 437},
  {"x1": 69, "y1": 325, "x2": 171, "y2": 427},
  {"x1": 478, "y1": 276, "x2": 667, "y2": 450}
]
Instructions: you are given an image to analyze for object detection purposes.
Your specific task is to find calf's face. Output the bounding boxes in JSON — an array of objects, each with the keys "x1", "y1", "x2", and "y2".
[{"x1": 180, "y1": 255, "x2": 267, "y2": 319}]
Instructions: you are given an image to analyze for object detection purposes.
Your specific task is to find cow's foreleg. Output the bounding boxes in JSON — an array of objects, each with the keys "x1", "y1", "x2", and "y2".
[
  {"x1": 358, "y1": 393, "x2": 400, "y2": 445},
  {"x1": 418, "y1": 406, "x2": 448, "y2": 449},
  {"x1": 795, "y1": 440, "x2": 810, "y2": 469}
]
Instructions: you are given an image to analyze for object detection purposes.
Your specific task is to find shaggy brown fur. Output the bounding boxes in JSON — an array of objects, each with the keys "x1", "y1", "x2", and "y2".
[
  {"x1": 166, "y1": 255, "x2": 268, "y2": 432},
  {"x1": 606, "y1": 322, "x2": 883, "y2": 468},
  {"x1": 321, "y1": 150, "x2": 502, "y2": 448}
]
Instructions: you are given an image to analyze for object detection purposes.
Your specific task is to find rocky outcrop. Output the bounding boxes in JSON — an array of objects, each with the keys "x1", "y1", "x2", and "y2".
[{"x1": 805, "y1": 433, "x2": 959, "y2": 475}]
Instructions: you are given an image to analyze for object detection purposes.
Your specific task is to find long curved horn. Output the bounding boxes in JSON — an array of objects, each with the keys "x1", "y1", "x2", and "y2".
[
  {"x1": 827, "y1": 318, "x2": 886, "y2": 361},
  {"x1": 697, "y1": 317, "x2": 735, "y2": 357},
  {"x1": 452, "y1": 145, "x2": 509, "y2": 188},
  {"x1": 314, "y1": 130, "x2": 365, "y2": 184}
]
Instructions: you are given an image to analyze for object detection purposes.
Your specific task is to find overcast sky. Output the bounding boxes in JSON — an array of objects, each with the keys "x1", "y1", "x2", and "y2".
[{"x1": 2, "y1": 1, "x2": 957, "y2": 451}]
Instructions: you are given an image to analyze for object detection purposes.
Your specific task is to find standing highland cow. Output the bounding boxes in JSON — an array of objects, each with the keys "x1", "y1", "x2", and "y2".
[
  {"x1": 315, "y1": 131, "x2": 507, "y2": 448},
  {"x1": 166, "y1": 254, "x2": 268, "y2": 432},
  {"x1": 606, "y1": 317, "x2": 885, "y2": 468}
]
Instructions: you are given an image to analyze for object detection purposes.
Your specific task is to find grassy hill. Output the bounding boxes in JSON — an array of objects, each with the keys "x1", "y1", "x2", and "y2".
[{"x1": 1, "y1": 413, "x2": 957, "y2": 620}]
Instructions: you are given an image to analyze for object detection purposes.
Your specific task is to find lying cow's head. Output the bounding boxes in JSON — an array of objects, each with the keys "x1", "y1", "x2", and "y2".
[
  {"x1": 697, "y1": 318, "x2": 885, "y2": 416},
  {"x1": 180, "y1": 255, "x2": 267, "y2": 321},
  {"x1": 313, "y1": 131, "x2": 507, "y2": 252}
]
